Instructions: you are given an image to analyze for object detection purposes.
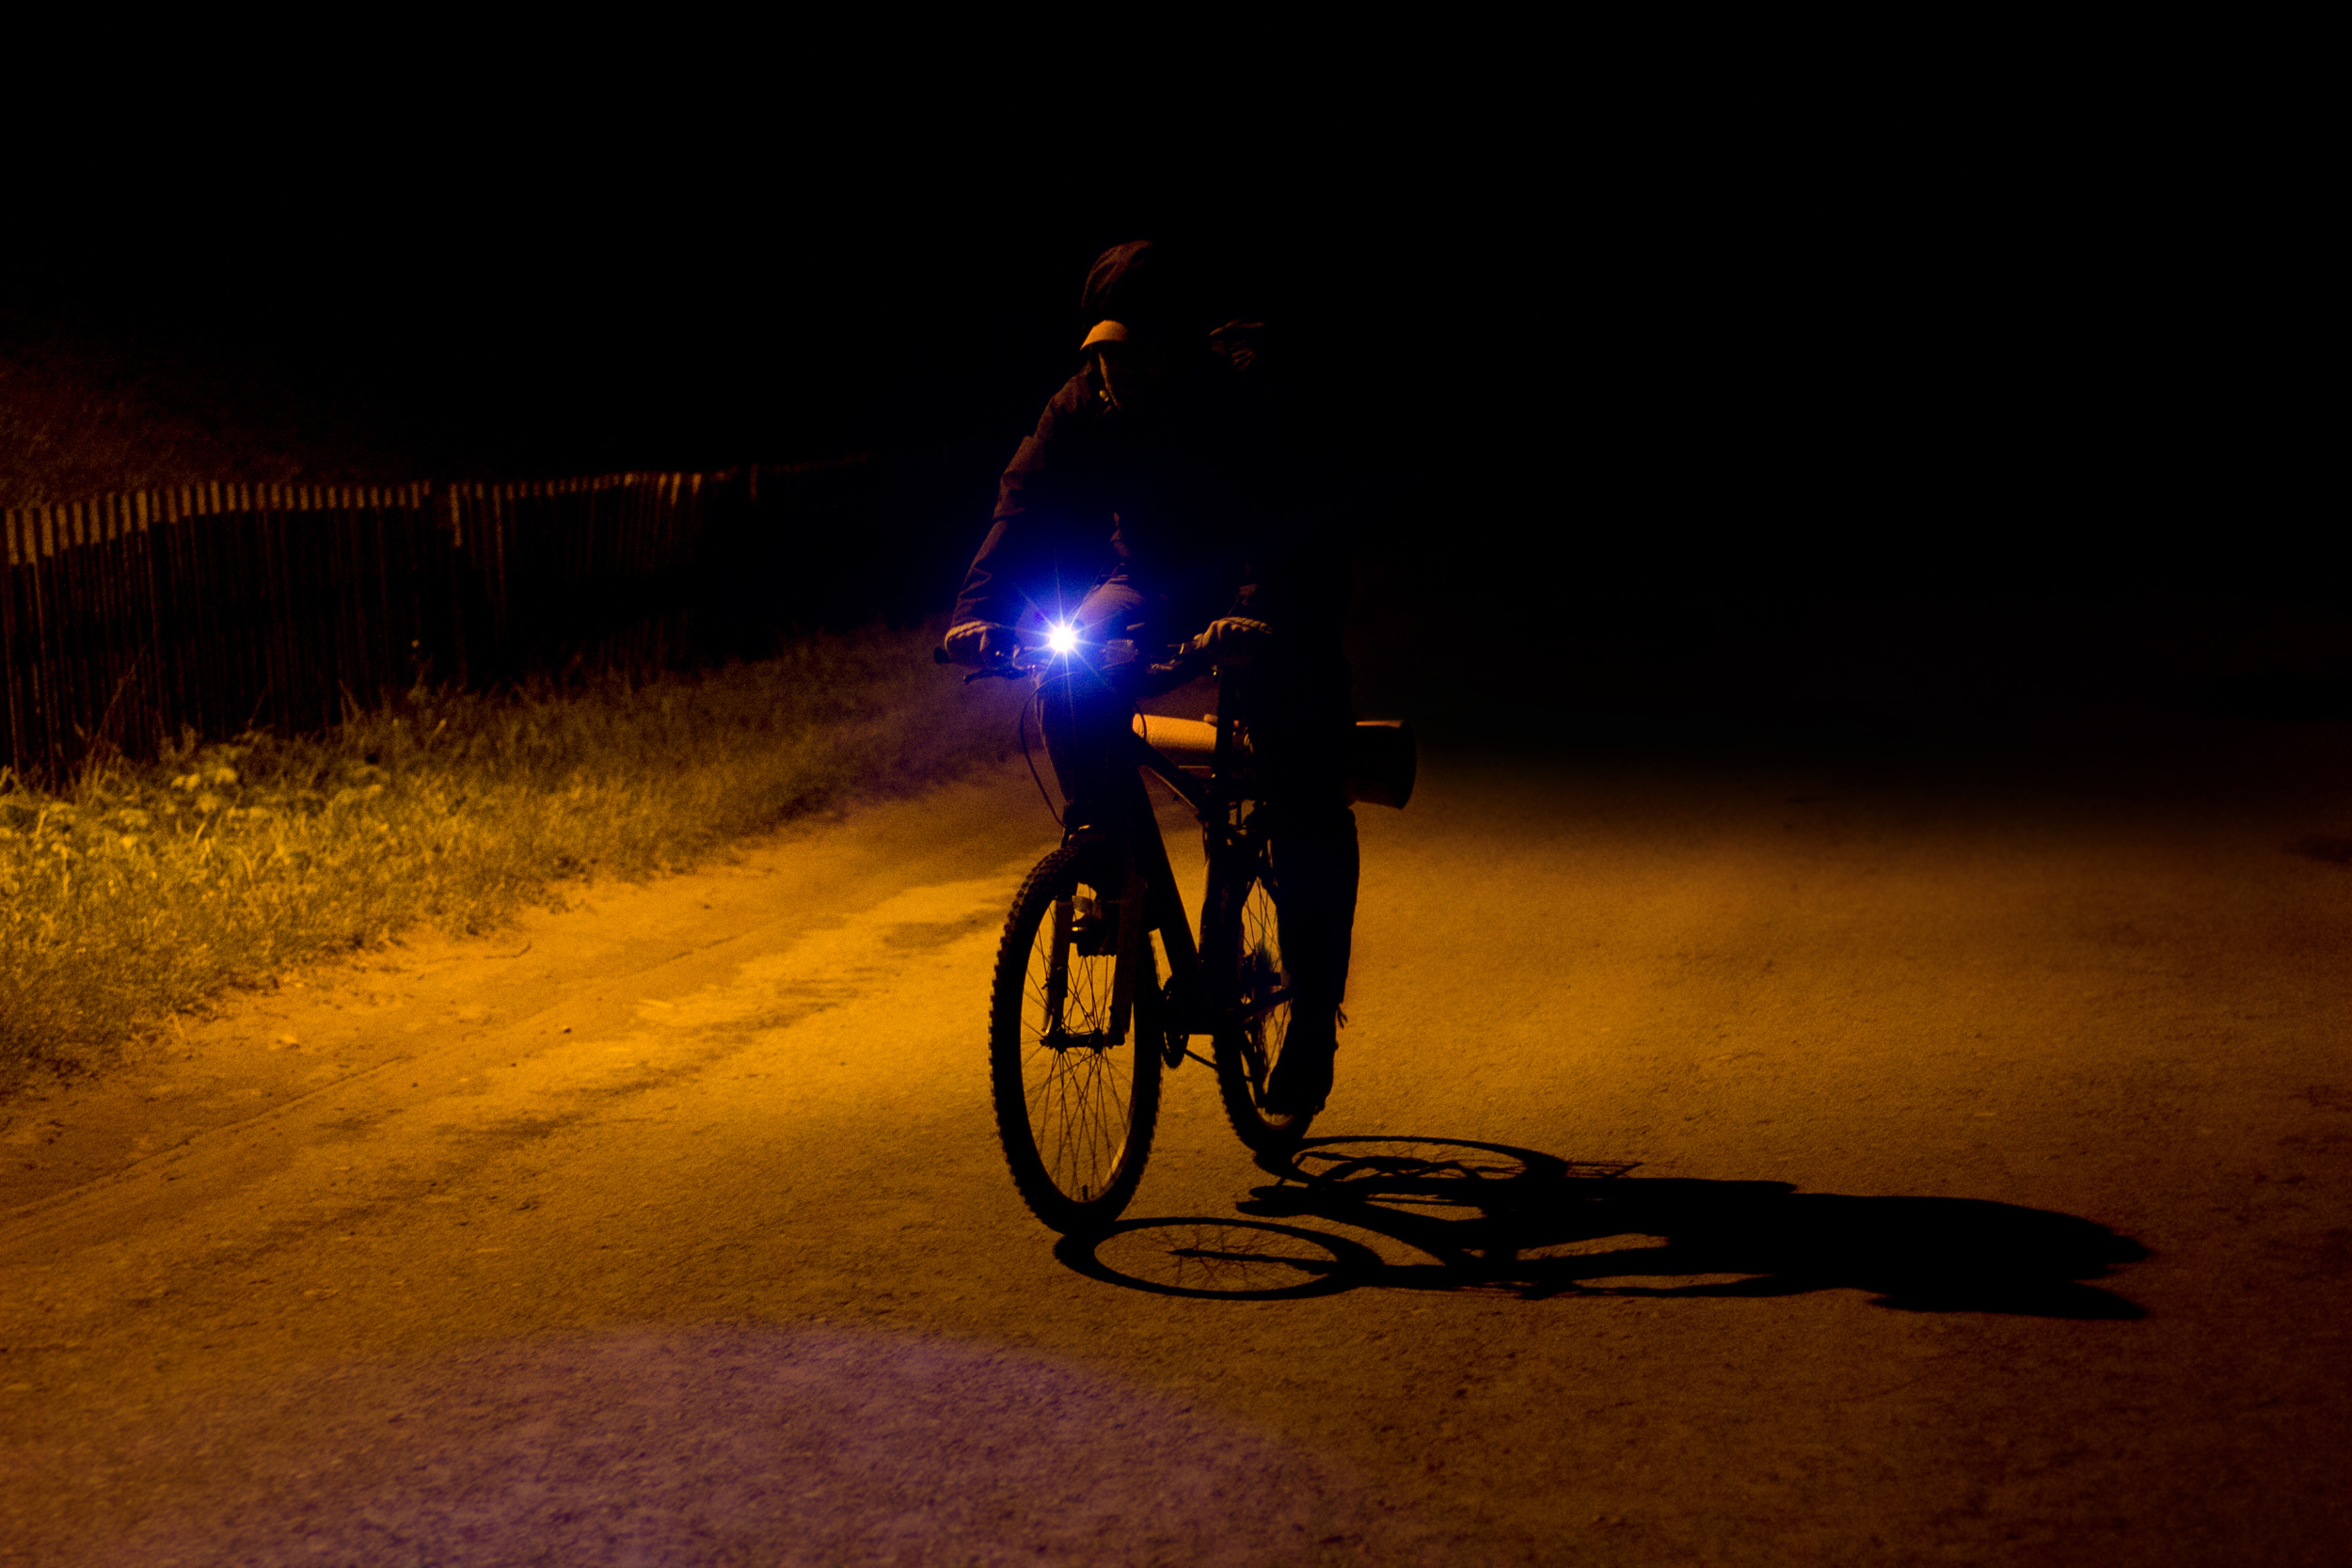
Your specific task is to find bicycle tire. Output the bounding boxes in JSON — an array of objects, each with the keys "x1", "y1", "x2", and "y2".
[
  {"x1": 1213, "y1": 862, "x2": 1312, "y2": 1153},
  {"x1": 989, "y1": 839, "x2": 1164, "y2": 1232}
]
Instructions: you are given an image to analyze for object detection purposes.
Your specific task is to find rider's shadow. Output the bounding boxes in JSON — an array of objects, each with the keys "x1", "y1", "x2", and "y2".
[{"x1": 1056, "y1": 1137, "x2": 2148, "y2": 1319}]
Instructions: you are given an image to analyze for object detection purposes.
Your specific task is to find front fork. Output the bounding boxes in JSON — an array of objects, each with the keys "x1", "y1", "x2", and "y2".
[
  {"x1": 1061, "y1": 829, "x2": 1216, "y2": 1066},
  {"x1": 1056, "y1": 821, "x2": 1193, "y2": 1054},
  {"x1": 1108, "y1": 855, "x2": 1147, "y2": 1044}
]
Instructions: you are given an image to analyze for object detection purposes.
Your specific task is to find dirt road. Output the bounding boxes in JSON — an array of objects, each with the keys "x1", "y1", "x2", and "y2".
[{"x1": 3, "y1": 721, "x2": 2346, "y2": 1566}]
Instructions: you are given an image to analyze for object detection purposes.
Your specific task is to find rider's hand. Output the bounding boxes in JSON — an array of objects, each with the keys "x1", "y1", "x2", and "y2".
[
  {"x1": 944, "y1": 620, "x2": 1019, "y2": 667},
  {"x1": 1184, "y1": 616, "x2": 1275, "y2": 667}
]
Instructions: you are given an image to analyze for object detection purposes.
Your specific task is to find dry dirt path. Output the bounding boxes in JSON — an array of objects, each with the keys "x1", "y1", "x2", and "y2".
[{"x1": 2, "y1": 727, "x2": 2347, "y2": 1566}]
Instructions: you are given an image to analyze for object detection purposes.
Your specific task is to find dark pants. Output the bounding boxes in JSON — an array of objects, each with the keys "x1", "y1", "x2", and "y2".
[{"x1": 1041, "y1": 575, "x2": 1360, "y2": 1050}]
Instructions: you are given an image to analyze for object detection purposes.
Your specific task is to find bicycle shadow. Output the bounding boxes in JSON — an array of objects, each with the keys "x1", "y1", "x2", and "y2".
[{"x1": 1055, "y1": 1136, "x2": 2149, "y2": 1318}]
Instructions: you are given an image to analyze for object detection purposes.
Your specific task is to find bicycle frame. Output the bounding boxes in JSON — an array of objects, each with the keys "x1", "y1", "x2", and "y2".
[{"x1": 1049, "y1": 661, "x2": 1280, "y2": 1055}]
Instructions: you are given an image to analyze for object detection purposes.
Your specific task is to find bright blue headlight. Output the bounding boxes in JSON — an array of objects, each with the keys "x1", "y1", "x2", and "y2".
[{"x1": 1045, "y1": 623, "x2": 1079, "y2": 656}]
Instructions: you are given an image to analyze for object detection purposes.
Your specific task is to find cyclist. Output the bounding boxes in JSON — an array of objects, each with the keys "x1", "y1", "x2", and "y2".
[{"x1": 943, "y1": 240, "x2": 1359, "y2": 1117}]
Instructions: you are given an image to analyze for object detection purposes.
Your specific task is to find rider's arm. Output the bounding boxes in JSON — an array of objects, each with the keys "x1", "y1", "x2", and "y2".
[
  {"x1": 1207, "y1": 341, "x2": 1357, "y2": 648},
  {"x1": 943, "y1": 620, "x2": 1019, "y2": 667},
  {"x1": 1182, "y1": 615, "x2": 1276, "y2": 665},
  {"x1": 1226, "y1": 501, "x2": 1356, "y2": 649},
  {"x1": 950, "y1": 374, "x2": 1108, "y2": 636}
]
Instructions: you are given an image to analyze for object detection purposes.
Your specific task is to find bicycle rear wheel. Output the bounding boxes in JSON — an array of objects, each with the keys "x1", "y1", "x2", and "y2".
[
  {"x1": 1214, "y1": 864, "x2": 1312, "y2": 1153},
  {"x1": 989, "y1": 839, "x2": 1164, "y2": 1232}
]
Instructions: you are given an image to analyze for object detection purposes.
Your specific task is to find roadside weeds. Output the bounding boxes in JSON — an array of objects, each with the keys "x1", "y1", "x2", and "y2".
[{"x1": 1, "y1": 623, "x2": 1024, "y2": 1092}]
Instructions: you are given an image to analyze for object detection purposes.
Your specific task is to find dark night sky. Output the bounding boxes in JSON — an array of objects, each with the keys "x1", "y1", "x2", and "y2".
[
  {"x1": 7, "y1": 85, "x2": 2319, "y2": 626},
  {"x1": 1, "y1": 64, "x2": 2335, "y2": 747}
]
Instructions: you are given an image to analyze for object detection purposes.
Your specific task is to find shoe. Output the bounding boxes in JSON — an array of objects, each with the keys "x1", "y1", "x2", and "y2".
[{"x1": 1263, "y1": 1038, "x2": 1334, "y2": 1118}]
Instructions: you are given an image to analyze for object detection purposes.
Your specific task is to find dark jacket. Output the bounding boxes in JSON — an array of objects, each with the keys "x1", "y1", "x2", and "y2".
[{"x1": 950, "y1": 244, "x2": 1345, "y2": 647}]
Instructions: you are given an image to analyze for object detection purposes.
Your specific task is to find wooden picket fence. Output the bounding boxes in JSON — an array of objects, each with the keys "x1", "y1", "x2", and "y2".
[{"x1": 0, "y1": 452, "x2": 981, "y2": 780}]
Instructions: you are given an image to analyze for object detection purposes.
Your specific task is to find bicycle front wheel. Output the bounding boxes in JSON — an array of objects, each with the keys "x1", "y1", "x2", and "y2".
[
  {"x1": 989, "y1": 840, "x2": 1163, "y2": 1233},
  {"x1": 1214, "y1": 864, "x2": 1312, "y2": 1153}
]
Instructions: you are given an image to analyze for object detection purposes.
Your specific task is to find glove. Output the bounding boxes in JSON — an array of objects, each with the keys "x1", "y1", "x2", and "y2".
[
  {"x1": 1184, "y1": 616, "x2": 1275, "y2": 666},
  {"x1": 944, "y1": 621, "x2": 1019, "y2": 667}
]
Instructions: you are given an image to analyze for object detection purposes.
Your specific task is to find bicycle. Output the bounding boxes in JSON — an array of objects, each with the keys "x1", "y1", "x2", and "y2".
[{"x1": 942, "y1": 628, "x2": 1414, "y2": 1234}]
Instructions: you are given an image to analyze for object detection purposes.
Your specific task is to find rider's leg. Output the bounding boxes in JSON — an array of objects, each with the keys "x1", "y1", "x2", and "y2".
[
  {"x1": 1036, "y1": 576, "x2": 1151, "y2": 833},
  {"x1": 1264, "y1": 809, "x2": 1358, "y2": 1114},
  {"x1": 1245, "y1": 648, "x2": 1360, "y2": 1116}
]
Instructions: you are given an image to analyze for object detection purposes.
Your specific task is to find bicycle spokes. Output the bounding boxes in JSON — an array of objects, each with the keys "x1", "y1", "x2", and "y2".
[
  {"x1": 1212, "y1": 864, "x2": 1310, "y2": 1150},
  {"x1": 1238, "y1": 879, "x2": 1290, "y2": 1053}
]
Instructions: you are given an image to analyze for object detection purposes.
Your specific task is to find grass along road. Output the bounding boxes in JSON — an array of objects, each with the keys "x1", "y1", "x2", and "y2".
[{"x1": 0, "y1": 626, "x2": 1028, "y2": 1090}]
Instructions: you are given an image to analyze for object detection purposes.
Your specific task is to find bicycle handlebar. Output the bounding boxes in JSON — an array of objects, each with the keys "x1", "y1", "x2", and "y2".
[
  {"x1": 935, "y1": 638, "x2": 1212, "y2": 691},
  {"x1": 935, "y1": 644, "x2": 1040, "y2": 683}
]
